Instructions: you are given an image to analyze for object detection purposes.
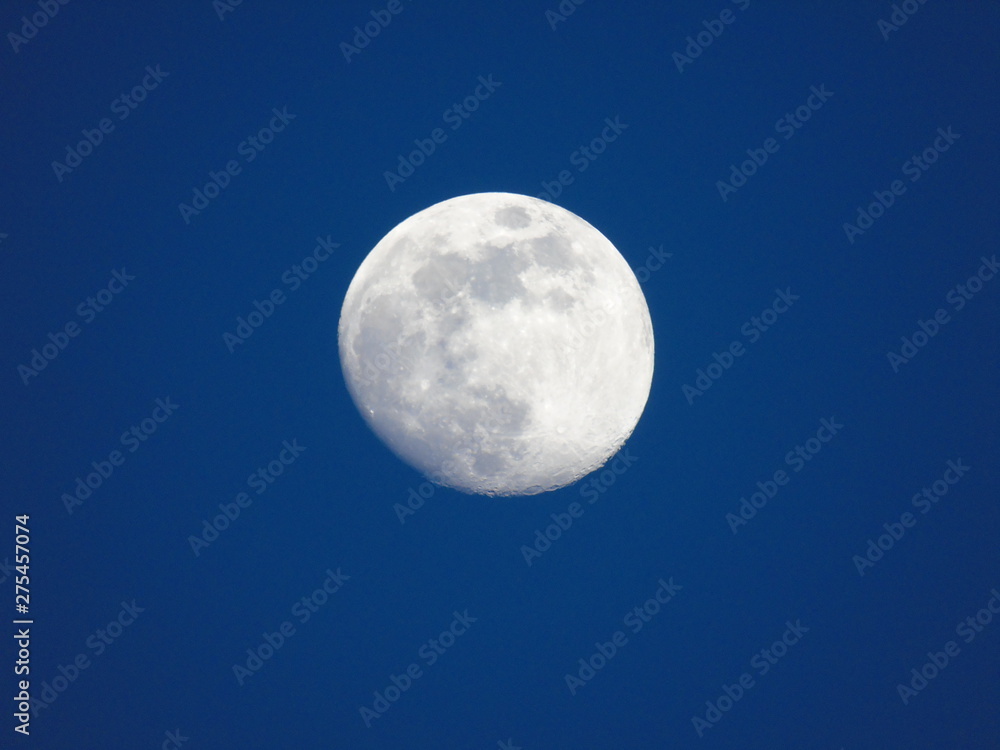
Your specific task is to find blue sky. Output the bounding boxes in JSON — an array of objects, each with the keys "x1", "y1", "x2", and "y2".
[{"x1": 2, "y1": 1, "x2": 998, "y2": 748}]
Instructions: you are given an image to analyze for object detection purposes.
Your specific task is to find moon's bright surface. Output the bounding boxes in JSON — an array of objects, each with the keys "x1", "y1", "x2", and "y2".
[{"x1": 338, "y1": 192, "x2": 654, "y2": 496}]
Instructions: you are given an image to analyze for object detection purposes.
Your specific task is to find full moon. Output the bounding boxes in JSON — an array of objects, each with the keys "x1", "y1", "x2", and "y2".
[{"x1": 338, "y1": 192, "x2": 654, "y2": 496}]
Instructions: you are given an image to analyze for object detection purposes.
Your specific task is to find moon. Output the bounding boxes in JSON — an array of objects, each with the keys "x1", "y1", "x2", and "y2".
[{"x1": 338, "y1": 192, "x2": 654, "y2": 496}]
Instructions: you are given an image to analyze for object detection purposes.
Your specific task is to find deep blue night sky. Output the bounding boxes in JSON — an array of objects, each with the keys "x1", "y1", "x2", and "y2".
[{"x1": 3, "y1": 1, "x2": 999, "y2": 748}]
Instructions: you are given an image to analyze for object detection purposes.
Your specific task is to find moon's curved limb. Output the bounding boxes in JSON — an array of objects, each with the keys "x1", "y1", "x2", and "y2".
[{"x1": 338, "y1": 193, "x2": 654, "y2": 496}]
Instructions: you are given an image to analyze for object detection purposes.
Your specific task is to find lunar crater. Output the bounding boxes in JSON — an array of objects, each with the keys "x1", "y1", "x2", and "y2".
[{"x1": 338, "y1": 192, "x2": 653, "y2": 496}]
